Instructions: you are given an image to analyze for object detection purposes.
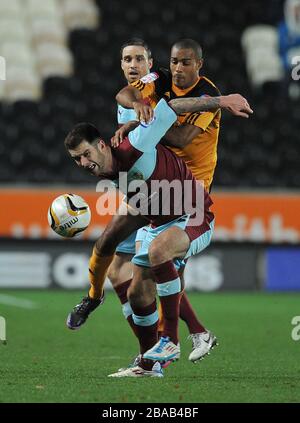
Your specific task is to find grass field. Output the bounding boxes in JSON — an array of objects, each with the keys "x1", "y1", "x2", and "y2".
[{"x1": 0, "y1": 290, "x2": 299, "y2": 403}]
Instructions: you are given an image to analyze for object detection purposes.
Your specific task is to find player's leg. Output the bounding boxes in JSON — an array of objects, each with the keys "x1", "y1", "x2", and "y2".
[
  {"x1": 179, "y1": 272, "x2": 217, "y2": 362},
  {"x1": 180, "y1": 276, "x2": 207, "y2": 335},
  {"x1": 143, "y1": 226, "x2": 189, "y2": 361},
  {"x1": 108, "y1": 265, "x2": 163, "y2": 378},
  {"x1": 131, "y1": 223, "x2": 188, "y2": 362},
  {"x1": 142, "y1": 217, "x2": 215, "y2": 362},
  {"x1": 157, "y1": 271, "x2": 207, "y2": 339},
  {"x1": 107, "y1": 251, "x2": 140, "y2": 337},
  {"x1": 128, "y1": 265, "x2": 158, "y2": 357},
  {"x1": 180, "y1": 219, "x2": 218, "y2": 361},
  {"x1": 108, "y1": 253, "x2": 133, "y2": 289},
  {"x1": 66, "y1": 207, "x2": 147, "y2": 330},
  {"x1": 107, "y1": 248, "x2": 144, "y2": 371},
  {"x1": 114, "y1": 230, "x2": 174, "y2": 371},
  {"x1": 89, "y1": 204, "x2": 146, "y2": 299}
]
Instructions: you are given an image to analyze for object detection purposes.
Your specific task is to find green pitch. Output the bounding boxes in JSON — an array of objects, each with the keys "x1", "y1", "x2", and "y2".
[{"x1": 0, "y1": 290, "x2": 299, "y2": 403}]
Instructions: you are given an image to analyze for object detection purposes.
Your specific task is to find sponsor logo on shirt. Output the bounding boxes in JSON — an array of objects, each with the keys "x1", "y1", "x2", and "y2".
[{"x1": 140, "y1": 72, "x2": 159, "y2": 84}]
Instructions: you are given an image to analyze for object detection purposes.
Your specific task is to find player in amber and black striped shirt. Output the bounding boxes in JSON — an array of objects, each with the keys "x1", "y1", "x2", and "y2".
[{"x1": 128, "y1": 39, "x2": 221, "y2": 192}]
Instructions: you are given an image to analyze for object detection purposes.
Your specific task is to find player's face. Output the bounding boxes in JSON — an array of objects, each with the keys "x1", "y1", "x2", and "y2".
[
  {"x1": 68, "y1": 140, "x2": 110, "y2": 177},
  {"x1": 170, "y1": 47, "x2": 203, "y2": 89},
  {"x1": 121, "y1": 46, "x2": 153, "y2": 83}
]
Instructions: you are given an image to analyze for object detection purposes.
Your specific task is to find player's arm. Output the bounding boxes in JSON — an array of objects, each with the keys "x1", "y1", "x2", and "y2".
[
  {"x1": 111, "y1": 120, "x2": 140, "y2": 148},
  {"x1": 117, "y1": 88, "x2": 252, "y2": 124},
  {"x1": 128, "y1": 94, "x2": 252, "y2": 153},
  {"x1": 163, "y1": 94, "x2": 252, "y2": 148},
  {"x1": 169, "y1": 94, "x2": 253, "y2": 118},
  {"x1": 88, "y1": 205, "x2": 148, "y2": 300},
  {"x1": 163, "y1": 123, "x2": 203, "y2": 148},
  {"x1": 116, "y1": 85, "x2": 154, "y2": 123},
  {"x1": 128, "y1": 98, "x2": 177, "y2": 153}
]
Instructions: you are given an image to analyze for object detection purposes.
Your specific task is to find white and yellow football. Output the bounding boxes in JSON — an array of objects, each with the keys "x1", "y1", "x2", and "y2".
[{"x1": 48, "y1": 194, "x2": 91, "y2": 238}]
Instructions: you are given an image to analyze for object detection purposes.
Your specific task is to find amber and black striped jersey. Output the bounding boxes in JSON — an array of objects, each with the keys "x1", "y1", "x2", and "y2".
[{"x1": 131, "y1": 68, "x2": 221, "y2": 191}]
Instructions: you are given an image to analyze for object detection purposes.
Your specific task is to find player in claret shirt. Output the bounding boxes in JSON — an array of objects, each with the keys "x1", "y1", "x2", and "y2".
[{"x1": 65, "y1": 94, "x2": 252, "y2": 377}]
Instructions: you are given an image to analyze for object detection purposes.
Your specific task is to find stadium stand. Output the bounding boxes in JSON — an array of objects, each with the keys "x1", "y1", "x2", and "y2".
[
  {"x1": 0, "y1": 0, "x2": 298, "y2": 187},
  {"x1": 242, "y1": 25, "x2": 284, "y2": 88}
]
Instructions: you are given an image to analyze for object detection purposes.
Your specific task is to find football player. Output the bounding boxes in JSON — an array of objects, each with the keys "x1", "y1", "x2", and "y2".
[{"x1": 65, "y1": 93, "x2": 252, "y2": 376}]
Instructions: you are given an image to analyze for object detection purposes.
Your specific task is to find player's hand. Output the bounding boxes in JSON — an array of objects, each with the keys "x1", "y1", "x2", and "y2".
[
  {"x1": 220, "y1": 94, "x2": 253, "y2": 118},
  {"x1": 132, "y1": 100, "x2": 154, "y2": 123},
  {"x1": 111, "y1": 121, "x2": 140, "y2": 148}
]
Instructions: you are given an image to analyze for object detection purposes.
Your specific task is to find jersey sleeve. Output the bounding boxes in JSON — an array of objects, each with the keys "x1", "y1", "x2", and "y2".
[
  {"x1": 182, "y1": 80, "x2": 221, "y2": 131},
  {"x1": 128, "y1": 99, "x2": 177, "y2": 153},
  {"x1": 131, "y1": 68, "x2": 172, "y2": 100},
  {"x1": 183, "y1": 109, "x2": 216, "y2": 132},
  {"x1": 117, "y1": 104, "x2": 138, "y2": 125}
]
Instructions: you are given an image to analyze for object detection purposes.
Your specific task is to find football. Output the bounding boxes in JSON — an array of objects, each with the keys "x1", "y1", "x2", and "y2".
[{"x1": 48, "y1": 194, "x2": 91, "y2": 238}]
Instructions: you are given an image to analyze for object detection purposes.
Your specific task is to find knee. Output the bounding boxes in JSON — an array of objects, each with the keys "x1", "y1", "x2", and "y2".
[
  {"x1": 107, "y1": 261, "x2": 119, "y2": 287},
  {"x1": 127, "y1": 283, "x2": 140, "y2": 307},
  {"x1": 127, "y1": 282, "x2": 151, "y2": 308},
  {"x1": 148, "y1": 239, "x2": 170, "y2": 266},
  {"x1": 95, "y1": 232, "x2": 116, "y2": 256},
  {"x1": 108, "y1": 254, "x2": 133, "y2": 288}
]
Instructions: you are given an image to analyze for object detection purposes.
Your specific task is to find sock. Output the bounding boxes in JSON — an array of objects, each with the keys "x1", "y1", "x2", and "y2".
[
  {"x1": 157, "y1": 269, "x2": 184, "y2": 336},
  {"x1": 180, "y1": 291, "x2": 206, "y2": 334},
  {"x1": 152, "y1": 261, "x2": 181, "y2": 345},
  {"x1": 114, "y1": 280, "x2": 140, "y2": 338},
  {"x1": 132, "y1": 301, "x2": 158, "y2": 354},
  {"x1": 88, "y1": 247, "x2": 114, "y2": 299}
]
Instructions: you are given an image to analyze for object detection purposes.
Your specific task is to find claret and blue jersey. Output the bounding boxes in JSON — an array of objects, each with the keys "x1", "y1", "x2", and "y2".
[
  {"x1": 109, "y1": 99, "x2": 213, "y2": 229},
  {"x1": 112, "y1": 98, "x2": 214, "y2": 266}
]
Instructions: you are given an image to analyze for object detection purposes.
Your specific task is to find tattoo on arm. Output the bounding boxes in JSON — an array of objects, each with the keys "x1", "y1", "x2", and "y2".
[{"x1": 169, "y1": 97, "x2": 220, "y2": 114}]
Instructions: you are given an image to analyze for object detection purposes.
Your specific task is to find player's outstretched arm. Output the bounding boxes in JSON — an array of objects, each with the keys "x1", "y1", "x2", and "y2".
[
  {"x1": 168, "y1": 94, "x2": 253, "y2": 118},
  {"x1": 219, "y1": 94, "x2": 253, "y2": 118}
]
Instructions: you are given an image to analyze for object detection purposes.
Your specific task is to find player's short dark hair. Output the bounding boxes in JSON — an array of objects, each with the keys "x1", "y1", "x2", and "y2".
[
  {"x1": 172, "y1": 39, "x2": 203, "y2": 60},
  {"x1": 64, "y1": 123, "x2": 103, "y2": 150},
  {"x1": 120, "y1": 38, "x2": 152, "y2": 60}
]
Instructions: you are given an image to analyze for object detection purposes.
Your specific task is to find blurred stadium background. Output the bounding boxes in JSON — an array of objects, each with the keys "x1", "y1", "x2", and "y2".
[{"x1": 0, "y1": 0, "x2": 300, "y2": 403}]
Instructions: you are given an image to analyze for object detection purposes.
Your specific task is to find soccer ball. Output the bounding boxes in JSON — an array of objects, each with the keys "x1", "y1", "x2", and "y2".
[{"x1": 48, "y1": 194, "x2": 91, "y2": 238}]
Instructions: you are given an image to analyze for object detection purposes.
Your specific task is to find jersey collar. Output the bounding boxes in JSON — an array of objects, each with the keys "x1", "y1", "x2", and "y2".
[{"x1": 172, "y1": 76, "x2": 201, "y2": 97}]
